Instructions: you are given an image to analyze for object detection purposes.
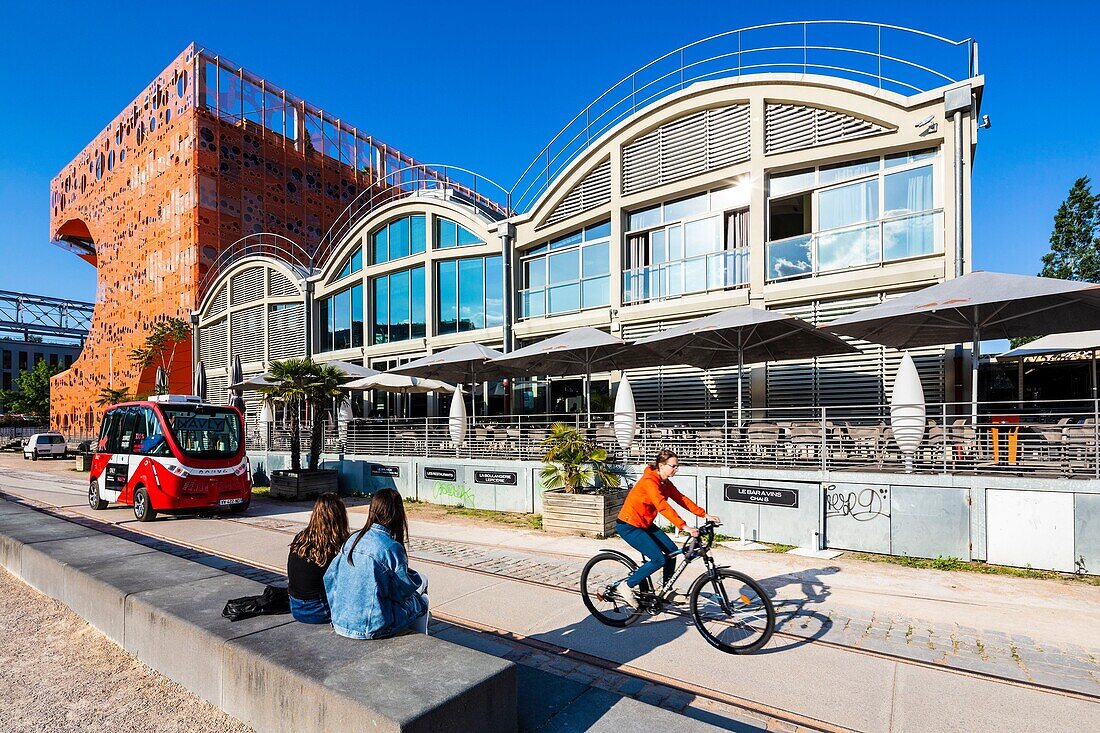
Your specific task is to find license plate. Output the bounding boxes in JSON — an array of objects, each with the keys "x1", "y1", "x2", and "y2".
[{"x1": 218, "y1": 498, "x2": 243, "y2": 506}]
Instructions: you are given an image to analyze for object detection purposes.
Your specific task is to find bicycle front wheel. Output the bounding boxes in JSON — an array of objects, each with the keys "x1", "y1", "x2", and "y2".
[
  {"x1": 580, "y1": 552, "x2": 644, "y2": 627},
  {"x1": 689, "y1": 569, "x2": 775, "y2": 654}
]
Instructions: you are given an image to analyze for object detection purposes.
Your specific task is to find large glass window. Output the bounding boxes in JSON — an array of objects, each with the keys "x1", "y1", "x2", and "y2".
[
  {"x1": 337, "y1": 245, "x2": 362, "y2": 280},
  {"x1": 318, "y1": 284, "x2": 363, "y2": 352},
  {"x1": 372, "y1": 266, "x2": 425, "y2": 344},
  {"x1": 436, "y1": 256, "x2": 503, "y2": 334},
  {"x1": 370, "y1": 215, "x2": 427, "y2": 265},
  {"x1": 623, "y1": 184, "x2": 750, "y2": 304},
  {"x1": 766, "y1": 149, "x2": 941, "y2": 281},
  {"x1": 435, "y1": 217, "x2": 484, "y2": 249},
  {"x1": 160, "y1": 406, "x2": 242, "y2": 459},
  {"x1": 521, "y1": 222, "x2": 610, "y2": 318}
]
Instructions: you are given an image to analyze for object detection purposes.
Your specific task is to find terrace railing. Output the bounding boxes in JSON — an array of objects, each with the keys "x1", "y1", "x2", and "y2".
[
  {"x1": 252, "y1": 398, "x2": 1100, "y2": 480},
  {"x1": 509, "y1": 21, "x2": 977, "y2": 213}
]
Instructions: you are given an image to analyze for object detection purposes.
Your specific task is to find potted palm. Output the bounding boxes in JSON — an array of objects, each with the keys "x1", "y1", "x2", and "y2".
[
  {"x1": 539, "y1": 423, "x2": 626, "y2": 537},
  {"x1": 262, "y1": 358, "x2": 344, "y2": 500}
]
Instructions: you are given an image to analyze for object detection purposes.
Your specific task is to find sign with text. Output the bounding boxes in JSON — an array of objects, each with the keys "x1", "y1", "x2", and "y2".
[
  {"x1": 474, "y1": 470, "x2": 518, "y2": 486},
  {"x1": 370, "y1": 464, "x2": 400, "y2": 477},
  {"x1": 423, "y1": 467, "x2": 457, "y2": 482},
  {"x1": 723, "y1": 484, "x2": 799, "y2": 508}
]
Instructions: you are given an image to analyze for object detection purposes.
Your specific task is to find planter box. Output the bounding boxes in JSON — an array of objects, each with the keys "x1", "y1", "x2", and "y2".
[
  {"x1": 542, "y1": 488, "x2": 629, "y2": 538},
  {"x1": 270, "y1": 469, "x2": 339, "y2": 501},
  {"x1": 73, "y1": 453, "x2": 93, "y2": 472}
]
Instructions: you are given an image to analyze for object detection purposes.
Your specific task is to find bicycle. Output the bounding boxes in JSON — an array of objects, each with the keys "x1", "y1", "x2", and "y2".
[{"x1": 580, "y1": 521, "x2": 776, "y2": 654}]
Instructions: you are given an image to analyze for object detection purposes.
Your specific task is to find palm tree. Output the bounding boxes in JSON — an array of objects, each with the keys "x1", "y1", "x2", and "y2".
[
  {"x1": 539, "y1": 423, "x2": 621, "y2": 494},
  {"x1": 96, "y1": 387, "x2": 134, "y2": 407},
  {"x1": 261, "y1": 358, "x2": 315, "y2": 471},
  {"x1": 306, "y1": 363, "x2": 348, "y2": 470}
]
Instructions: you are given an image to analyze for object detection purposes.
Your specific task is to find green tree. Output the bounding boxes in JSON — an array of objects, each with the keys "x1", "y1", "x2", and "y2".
[
  {"x1": 3, "y1": 360, "x2": 64, "y2": 416},
  {"x1": 130, "y1": 317, "x2": 192, "y2": 395},
  {"x1": 539, "y1": 423, "x2": 621, "y2": 494},
  {"x1": 1039, "y1": 177, "x2": 1100, "y2": 282},
  {"x1": 260, "y1": 358, "x2": 346, "y2": 472}
]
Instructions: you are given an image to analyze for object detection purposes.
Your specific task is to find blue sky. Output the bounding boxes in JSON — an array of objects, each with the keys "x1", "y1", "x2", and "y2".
[{"x1": 1, "y1": 2, "x2": 1097, "y2": 304}]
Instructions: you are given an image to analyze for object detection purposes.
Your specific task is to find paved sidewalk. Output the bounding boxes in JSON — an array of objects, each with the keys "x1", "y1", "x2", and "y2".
[{"x1": 2, "y1": 458, "x2": 1099, "y2": 732}]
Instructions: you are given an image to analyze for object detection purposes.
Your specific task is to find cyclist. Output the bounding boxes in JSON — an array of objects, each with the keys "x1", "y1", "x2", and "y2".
[{"x1": 616, "y1": 449, "x2": 721, "y2": 601}]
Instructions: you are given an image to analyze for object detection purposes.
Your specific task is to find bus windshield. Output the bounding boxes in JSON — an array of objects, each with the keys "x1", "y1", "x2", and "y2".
[{"x1": 160, "y1": 406, "x2": 242, "y2": 459}]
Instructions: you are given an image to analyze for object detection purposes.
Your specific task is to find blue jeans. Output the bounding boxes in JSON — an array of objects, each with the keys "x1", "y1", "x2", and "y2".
[
  {"x1": 289, "y1": 594, "x2": 331, "y2": 624},
  {"x1": 617, "y1": 521, "x2": 678, "y2": 589}
]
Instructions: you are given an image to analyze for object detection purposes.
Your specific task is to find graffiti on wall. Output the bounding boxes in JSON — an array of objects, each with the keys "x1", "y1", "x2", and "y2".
[
  {"x1": 433, "y1": 481, "x2": 474, "y2": 508},
  {"x1": 825, "y1": 485, "x2": 890, "y2": 522}
]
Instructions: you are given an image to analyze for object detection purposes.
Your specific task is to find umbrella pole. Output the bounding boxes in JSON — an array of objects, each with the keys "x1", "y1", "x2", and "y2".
[
  {"x1": 971, "y1": 323, "x2": 980, "y2": 431},
  {"x1": 1017, "y1": 358, "x2": 1024, "y2": 404},
  {"x1": 1092, "y1": 350, "x2": 1097, "y2": 402},
  {"x1": 737, "y1": 332, "x2": 744, "y2": 431}
]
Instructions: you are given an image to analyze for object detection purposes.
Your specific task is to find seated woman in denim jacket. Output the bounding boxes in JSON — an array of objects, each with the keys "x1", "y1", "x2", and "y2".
[
  {"x1": 286, "y1": 493, "x2": 349, "y2": 624},
  {"x1": 324, "y1": 488, "x2": 428, "y2": 639}
]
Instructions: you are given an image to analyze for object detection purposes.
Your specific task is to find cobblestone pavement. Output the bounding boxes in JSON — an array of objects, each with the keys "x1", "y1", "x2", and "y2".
[{"x1": 408, "y1": 537, "x2": 1100, "y2": 698}]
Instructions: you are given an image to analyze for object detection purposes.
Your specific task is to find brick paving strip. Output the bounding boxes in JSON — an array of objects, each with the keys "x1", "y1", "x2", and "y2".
[{"x1": 407, "y1": 536, "x2": 1100, "y2": 698}]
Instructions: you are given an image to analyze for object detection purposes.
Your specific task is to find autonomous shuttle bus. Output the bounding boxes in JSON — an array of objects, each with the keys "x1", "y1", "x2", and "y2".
[{"x1": 89, "y1": 395, "x2": 252, "y2": 521}]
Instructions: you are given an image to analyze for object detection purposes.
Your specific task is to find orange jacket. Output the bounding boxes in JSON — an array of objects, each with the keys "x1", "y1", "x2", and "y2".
[{"x1": 618, "y1": 467, "x2": 705, "y2": 530}]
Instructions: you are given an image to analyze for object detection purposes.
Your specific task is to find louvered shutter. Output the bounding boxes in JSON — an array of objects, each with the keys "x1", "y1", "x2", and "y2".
[
  {"x1": 268, "y1": 269, "x2": 300, "y2": 297},
  {"x1": 230, "y1": 267, "x2": 265, "y2": 305},
  {"x1": 206, "y1": 374, "x2": 228, "y2": 407},
  {"x1": 622, "y1": 105, "x2": 750, "y2": 196},
  {"x1": 765, "y1": 103, "x2": 891, "y2": 155},
  {"x1": 268, "y1": 304, "x2": 305, "y2": 360},
  {"x1": 545, "y1": 159, "x2": 612, "y2": 226},
  {"x1": 207, "y1": 286, "x2": 227, "y2": 317},
  {"x1": 230, "y1": 304, "x2": 265, "y2": 363},
  {"x1": 199, "y1": 318, "x2": 228, "y2": 369}
]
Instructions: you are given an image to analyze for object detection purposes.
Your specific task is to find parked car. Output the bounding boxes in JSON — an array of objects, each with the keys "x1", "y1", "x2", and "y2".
[{"x1": 23, "y1": 433, "x2": 68, "y2": 461}]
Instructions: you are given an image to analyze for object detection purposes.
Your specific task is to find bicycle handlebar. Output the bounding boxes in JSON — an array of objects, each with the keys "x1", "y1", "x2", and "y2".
[{"x1": 681, "y1": 520, "x2": 720, "y2": 557}]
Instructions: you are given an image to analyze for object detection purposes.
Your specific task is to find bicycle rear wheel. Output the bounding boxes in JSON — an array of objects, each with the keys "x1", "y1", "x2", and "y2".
[
  {"x1": 580, "y1": 552, "x2": 646, "y2": 627},
  {"x1": 689, "y1": 569, "x2": 775, "y2": 654}
]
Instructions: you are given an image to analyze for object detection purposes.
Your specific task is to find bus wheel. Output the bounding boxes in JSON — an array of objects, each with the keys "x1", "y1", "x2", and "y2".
[
  {"x1": 88, "y1": 481, "x2": 108, "y2": 510},
  {"x1": 133, "y1": 487, "x2": 157, "y2": 522}
]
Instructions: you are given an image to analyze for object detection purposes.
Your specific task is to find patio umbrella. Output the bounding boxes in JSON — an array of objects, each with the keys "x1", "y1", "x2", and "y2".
[
  {"x1": 193, "y1": 361, "x2": 207, "y2": 401},
  {"x1": 489, "y1": 327, "x2": 659, "y2": 419},
  {"x1": 343, "y1": 373, "x2": 455, "y2": 395},
  {"x1": 155, "y1": 366, "x2": 169, "y2": 395},
  {"x1": 998, "y1": 330, "x2": 1100, "y2": 401},
  {"x1": 389, "y1": 343, "x2": 506, "y2": 416},
  {"x1": 823, "y1": 271, "x2": 1100, "y2": 426},
  {"x1": 229, "y1": 355, "x2": 244, "y2": 411},
  {"x1": 230, "y1": 372, "x2": 278, "y2": 391},
  {"x1": 321, "y1": 360, "x2": 381, "y2": 379},
  {"x1": 633, "y1": 306, "x2": 857, "y2": 427}
]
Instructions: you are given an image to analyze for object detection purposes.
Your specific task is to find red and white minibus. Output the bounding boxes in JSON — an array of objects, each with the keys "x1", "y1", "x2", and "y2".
[{"x1": 89, "y1": 395, "x2": 252, "y2": 521}]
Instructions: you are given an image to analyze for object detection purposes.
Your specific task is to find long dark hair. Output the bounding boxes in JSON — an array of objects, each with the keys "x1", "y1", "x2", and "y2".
[
  {"x1": 648, "y1": 449, "x2": 678, "y2": 472},
  {"x1": 289, "y1": 493, "x2": 349, "y2": 566},
  {"x1": 346, "y1": 488, "x2": 408, "y2": 566}
]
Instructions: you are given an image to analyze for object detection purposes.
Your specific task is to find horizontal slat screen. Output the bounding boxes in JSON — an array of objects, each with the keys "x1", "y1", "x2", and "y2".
[
  {"x1": 230, "y1": 266, "x2": 265, "y2": 306},
  {"x1": 199, "y1": 319, "x2": 228, "y2": 370},
  {"x1": 268, "y1": 269, "x2": 300, "y2": 297},
  {"x1": 230, "y1": 305, "x2": 265, "y2": 363},
  {"x1": 544, "y1": 158, "x2": 612, "y2": 227},
  {"x1": 268, "y1": 304, "x2": 305, "y2": 360},
  {"x1": 622, "y1": 105, "x2": 750, "y2": 196},
  {"x1": 765, "y1": 103, "x2": 891, "y2": 155}
]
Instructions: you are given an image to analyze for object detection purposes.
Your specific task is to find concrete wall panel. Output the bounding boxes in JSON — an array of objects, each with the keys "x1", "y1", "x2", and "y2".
[
  {"x1": 825, "y1": 482, "x2": 891, "y2": 553},
  {"x1": 1074, "y1": 493, "x2": 1100, "y2": 575},
  {"x1": 891, "y1": 485, "x2": 970, "y2": 560}
]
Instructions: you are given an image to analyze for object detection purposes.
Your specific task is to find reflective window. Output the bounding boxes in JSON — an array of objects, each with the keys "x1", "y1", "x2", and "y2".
[
  {"x1": 435, "y1": 217, "x2": 484, "y2": 249},
  {"x1": 623, "y1": 184, "x2": 749, "y2": 304},
  {"x1": 436, "y1": 256, "x2": 502, "y2": 333},
  {"x1": 337, "y1": 245, "x2": 362, "y2": 280},
  {"x1": 372, "y1": 266, "x2": 425, "y2": 344},
  {"x1": 520, "y1": 221, "x2": 610, "y2": 318},
  {"x1": 371, "y1": 215, "x2": 427, "y2": 265},
  {"x1": 318, "y1": 284, "x2": 363, "y2": 352},
  {"x1": 766, "y1": 149, "x2": 941, "y2": 281}
]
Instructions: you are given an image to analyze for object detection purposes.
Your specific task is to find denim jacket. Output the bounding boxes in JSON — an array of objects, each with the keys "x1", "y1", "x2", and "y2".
[{"x1": 323, "y1": 524, "x2": 427, "y2": 639}]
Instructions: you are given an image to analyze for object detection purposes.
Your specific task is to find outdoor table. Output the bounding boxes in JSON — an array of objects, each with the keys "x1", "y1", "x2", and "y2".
[{"x1": 991, "y1": 415, "x2": 1021, "y2": 464}]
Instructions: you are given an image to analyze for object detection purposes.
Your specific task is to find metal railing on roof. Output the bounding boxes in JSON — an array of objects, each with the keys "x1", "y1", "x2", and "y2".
[
  {"x1": 197, "y1": 233, "x2": 313, "y2": 305},
  {"x1": 509, "y1": 21, "x2": 978, "y2": 213}
]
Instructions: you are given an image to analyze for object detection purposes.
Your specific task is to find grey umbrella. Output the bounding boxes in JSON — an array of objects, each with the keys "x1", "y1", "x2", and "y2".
[
  {"x1": 634, "y1": 306, "x2": 858, "y2": 426},
  {"x1": 230, "y1": 355, "x2": 244, "y2": 400},
  {"x1": 824, "y1": 271, "x2": 1100, "y2": 425},
  {"x1": 320, "y1": 360, "x2": 382, "y2": 378},
  {"x1": 390, "y1": 343, "x2": 506, "y2": 416},
  {"x1": 155, "y1": 366, "x2": 169, "y2": 395},
  {"x1": 489, "y1": 327, "x2": 661, "y2": 420},
  {"x1": 193, "y1": 361, "x2": 208, "y2": 401}
]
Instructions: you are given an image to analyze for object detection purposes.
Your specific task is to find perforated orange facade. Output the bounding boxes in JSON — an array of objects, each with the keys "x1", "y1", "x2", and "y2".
[{"x1": 48, "y1": 44, "x2": 428, "y2": 432}]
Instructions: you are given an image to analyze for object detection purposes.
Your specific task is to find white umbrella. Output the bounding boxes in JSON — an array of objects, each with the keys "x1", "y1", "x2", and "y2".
[
  {"x1": 449, "y1": 385, "x2": 467, "y2": 445},
  {"x1": 337, "y1": 398, "x2": 353, "y2": 441},
  {"x1": 613, "y1": 375, "x2": 636, "y2": 451},
  {"x1": 890, "y1": 353, "x2": 926, "y2": 473},
  {"x1": 344, "y1": 373, "x2": 455, "y2": 395},
  {"x1": 998, "y1": 330, "x2": 1100, "y2": 402}
]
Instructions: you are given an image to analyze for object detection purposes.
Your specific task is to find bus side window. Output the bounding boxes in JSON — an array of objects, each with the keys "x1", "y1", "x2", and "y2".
[
  {"x1": 99, "y1": 410, "x2": 123, "y2": 453},
  {"x1": 119, "y1": 408, "x2": 138, "y2": 453},
  {"x1": 139, "y1": 407, "x2": 171, "y2": 456}
]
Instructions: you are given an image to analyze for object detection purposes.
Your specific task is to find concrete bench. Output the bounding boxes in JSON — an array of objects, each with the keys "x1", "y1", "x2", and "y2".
[{"x1": 0, "y1": 500, "x2": 517, "y2": 732}]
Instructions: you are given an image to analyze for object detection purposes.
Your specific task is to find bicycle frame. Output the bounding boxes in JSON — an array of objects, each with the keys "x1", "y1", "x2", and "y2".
[{"x1": 652, "y1": 526, "x2": 735, "y2": 615}]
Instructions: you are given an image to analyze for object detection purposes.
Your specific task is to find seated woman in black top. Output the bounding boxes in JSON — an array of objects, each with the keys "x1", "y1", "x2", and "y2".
[{"x1": 287, "y1": 493, "x2": 349, "y2": 624}]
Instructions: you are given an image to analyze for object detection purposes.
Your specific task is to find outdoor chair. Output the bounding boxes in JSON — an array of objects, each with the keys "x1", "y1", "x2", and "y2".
[
  {"x1": 789, "y1": 421, "x2": 824, "y2": 464},
  {"x1": 696, "y1": 429, "x2": 725, "y2": 464},
  {"x1": 839, "y1": 422, "x2": 881, "y2": 466},
  {"x1": 1062, "y1": 418, "x2": 1097, "y2": 472},
  {"x1": 745, "y1": 422, "x2": 782, "y2": 465},
  {"x1": 1023, "y1": 417, "x2": 1072, "y2": 468}
]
